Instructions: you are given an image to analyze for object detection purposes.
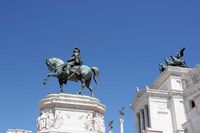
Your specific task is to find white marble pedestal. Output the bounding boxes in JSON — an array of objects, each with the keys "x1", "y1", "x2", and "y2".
[{"x1": 37, "y1": 93, "x2": 106, "y2": 133}]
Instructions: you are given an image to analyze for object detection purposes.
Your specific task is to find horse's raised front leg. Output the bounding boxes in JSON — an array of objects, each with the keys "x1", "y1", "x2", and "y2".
[{"x1": 43, "y1": 73, "x2": 57, "y2": 85}]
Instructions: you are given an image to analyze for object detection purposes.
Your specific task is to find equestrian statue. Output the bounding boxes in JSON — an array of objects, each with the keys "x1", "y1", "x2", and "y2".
[
  {"x1": 159, "y1": 48, "x2": 188, "y2": 72},
  {"x1": 43, "y1": 47, "x2": 99, "y2": 97}
]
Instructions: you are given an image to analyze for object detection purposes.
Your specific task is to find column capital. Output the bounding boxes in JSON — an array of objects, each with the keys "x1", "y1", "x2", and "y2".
[
  {"x1": 108, "y1": 130, "x2": 113, "y2": 133},
  {"x1": 120, "y1": 119, "x2": 124, "y2": 123}
]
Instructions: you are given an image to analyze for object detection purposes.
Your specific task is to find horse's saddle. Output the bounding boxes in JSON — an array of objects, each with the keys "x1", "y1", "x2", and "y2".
[{"x1": 69, "y1": 65, "x2": 81, "y2": 74}]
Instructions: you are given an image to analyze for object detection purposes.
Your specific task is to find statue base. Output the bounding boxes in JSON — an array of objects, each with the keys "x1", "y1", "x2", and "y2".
[{"x1": 37, "y1": 93, "x2": 106, "y2": 133}]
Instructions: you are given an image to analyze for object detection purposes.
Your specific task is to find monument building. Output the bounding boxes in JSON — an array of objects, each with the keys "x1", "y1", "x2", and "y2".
[
  {"x1": 131, "y1": 66, "x2": 191, "y2": 133},
  {"x1": 131, "y1": 48, "x2": 200, "y2": 133}
]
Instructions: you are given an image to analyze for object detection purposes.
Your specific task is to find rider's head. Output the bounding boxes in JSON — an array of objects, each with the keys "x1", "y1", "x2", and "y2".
[{"x1": 73, "y1": 47, "x2": 80, "y2": 53}]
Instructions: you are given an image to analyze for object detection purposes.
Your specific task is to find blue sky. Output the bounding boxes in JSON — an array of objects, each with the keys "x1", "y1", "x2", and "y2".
[{"x1": 0, "y1": 0, "x2": 200, "y2": 133}]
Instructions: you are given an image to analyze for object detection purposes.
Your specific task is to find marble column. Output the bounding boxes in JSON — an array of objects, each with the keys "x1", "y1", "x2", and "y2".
[
  {"x1": 137, "y1": 113, "x2": 141, "y2": 133},
  {"x1": 120, "y1": 118, "x2": 124, "y2": 133},
  {"x1": 140, "y1": 111, "x2": 144, "y2": 132},
  {"x1": 144, "y1": 107, "x2": 148, "y2": 129}
]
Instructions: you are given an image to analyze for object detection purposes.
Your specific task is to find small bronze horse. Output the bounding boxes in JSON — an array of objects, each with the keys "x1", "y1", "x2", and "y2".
[{"x1": 43, "y1": 58, "x2": 99, "y2": 97}]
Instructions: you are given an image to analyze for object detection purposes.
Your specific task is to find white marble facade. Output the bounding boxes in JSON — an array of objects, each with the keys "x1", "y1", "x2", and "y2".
[
  {"x1": 182, "y1": 65, "x2": 200, "y2": 133},
  {"x1": 131, "y1": 66, "x2": 192, "y2": 133},
  {"x1": 37, "y1": 93, "x2": 106, "y2": 133}
]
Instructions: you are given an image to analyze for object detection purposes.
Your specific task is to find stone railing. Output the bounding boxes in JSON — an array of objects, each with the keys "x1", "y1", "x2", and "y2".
[{"x1": 7, "y1": 129, "x2": 32, "y2": 133}]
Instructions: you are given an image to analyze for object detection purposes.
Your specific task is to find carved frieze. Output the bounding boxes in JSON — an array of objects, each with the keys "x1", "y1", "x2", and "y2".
[
  {"x1": 158, "y1": 103, "x2": 167, "y2": 110},
  {"x1": 37, "y1": 110, "x2": 55, "y2": 131},
  {"x1": 80, "y1": 112, "x2": 105, "y2": 133}
]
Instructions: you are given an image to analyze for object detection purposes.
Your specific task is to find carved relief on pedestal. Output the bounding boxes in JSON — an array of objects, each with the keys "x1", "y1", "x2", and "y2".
[
  {"x1": 37, "y1": 110, "x2": 55, "y2": 131},
  {"x1": 37, "y1": 110, "x2": 66, "y2": 131},
  {"x1": 80, "y1": 112, "x2": 105, "y2": 133},
  {"x1": 37, "y1": 94, "x2": 106, "y2": 133},
  {"x1": 54, "y1": 111, "x2": 64, "y2": 129}
]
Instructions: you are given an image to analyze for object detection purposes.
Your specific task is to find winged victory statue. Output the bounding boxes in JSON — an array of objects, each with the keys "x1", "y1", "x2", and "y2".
[{"x1": 159, "y1": 48, "x2": 188, "y2": 72}]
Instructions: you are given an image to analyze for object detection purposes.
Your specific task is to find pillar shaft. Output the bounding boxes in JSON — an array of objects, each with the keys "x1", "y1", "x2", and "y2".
[
  {"x1": 144, "y1": 107, "x2": 148, "y2": 129},
  {"x1": 136, "y1": 113, "x2": 141, "y2": 133},
  {"x1": 140, "y1": 110, "x2": 145, "y2": 132},
  {"x1": 120, "y1": 119, "x2": 124, "y2": 133},
  {"x1": 140, "y1": 112, "x2": 143, "y2": 132}
]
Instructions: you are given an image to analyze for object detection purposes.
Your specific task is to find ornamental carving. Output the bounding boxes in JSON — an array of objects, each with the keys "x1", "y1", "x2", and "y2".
[
  {"x1": 158, "y1": 103, "x2": 167, "y2": 110},
  {"x1": 54, "y1": 111, "x2": 64, "y2": 129},
  {"x1": 81, "y1": 113, "x2": 105, "y2": 133},
  {"x1": 37, "y1": 110, "x2": 55, "y2": 131},
  {"x1": 37, "y1": 110, "x2": 65, "y2": 131}
]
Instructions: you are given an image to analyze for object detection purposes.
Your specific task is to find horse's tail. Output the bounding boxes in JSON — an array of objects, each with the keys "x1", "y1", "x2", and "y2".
[{"x1": 91, "y1": 67, "x2": 99, "y2": 84}]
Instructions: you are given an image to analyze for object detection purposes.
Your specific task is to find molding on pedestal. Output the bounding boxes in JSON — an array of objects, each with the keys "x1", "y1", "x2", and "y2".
[{"x1": 40, "y1": 93, "x2": 106, "y2": 114}]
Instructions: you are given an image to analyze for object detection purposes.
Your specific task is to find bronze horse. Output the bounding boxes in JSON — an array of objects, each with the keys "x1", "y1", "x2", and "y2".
[{"x1": 43, "y1": 58, "x2": 99, "y2": 97}]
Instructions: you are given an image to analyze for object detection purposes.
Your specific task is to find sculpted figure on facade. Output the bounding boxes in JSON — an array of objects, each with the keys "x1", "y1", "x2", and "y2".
[
  {"x1": 119, "y1": 107, "x2": 125, "y2": 119},
  {"x1": 159, "y1": 63, "x2": 167, "y2": 73},
  {"x1": 159, "y1": 48, "x2": 188, "y2": 72}
]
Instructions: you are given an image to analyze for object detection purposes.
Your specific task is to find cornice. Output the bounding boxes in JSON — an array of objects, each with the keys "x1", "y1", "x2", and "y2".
[
  {"x1": 151, "y1": 66, "x2": 191, "y2": 89},
  {"x1": 40, "y1": 93, "x2": 106, "y2": 114},
  {"x1": 168, "y1": 90, "x2": 184, "y2": 98},
  {"x1": 131, "y1": 89, "x2": 184, "y2": 109}
]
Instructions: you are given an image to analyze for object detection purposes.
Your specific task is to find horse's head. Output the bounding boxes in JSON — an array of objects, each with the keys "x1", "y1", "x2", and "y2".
[
  {"x1": 45, "y1": 58, "x2": 65, "y2": 72},
  {"x1": 46, "y1": 58, "x2": 56, "y2": 72}
]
